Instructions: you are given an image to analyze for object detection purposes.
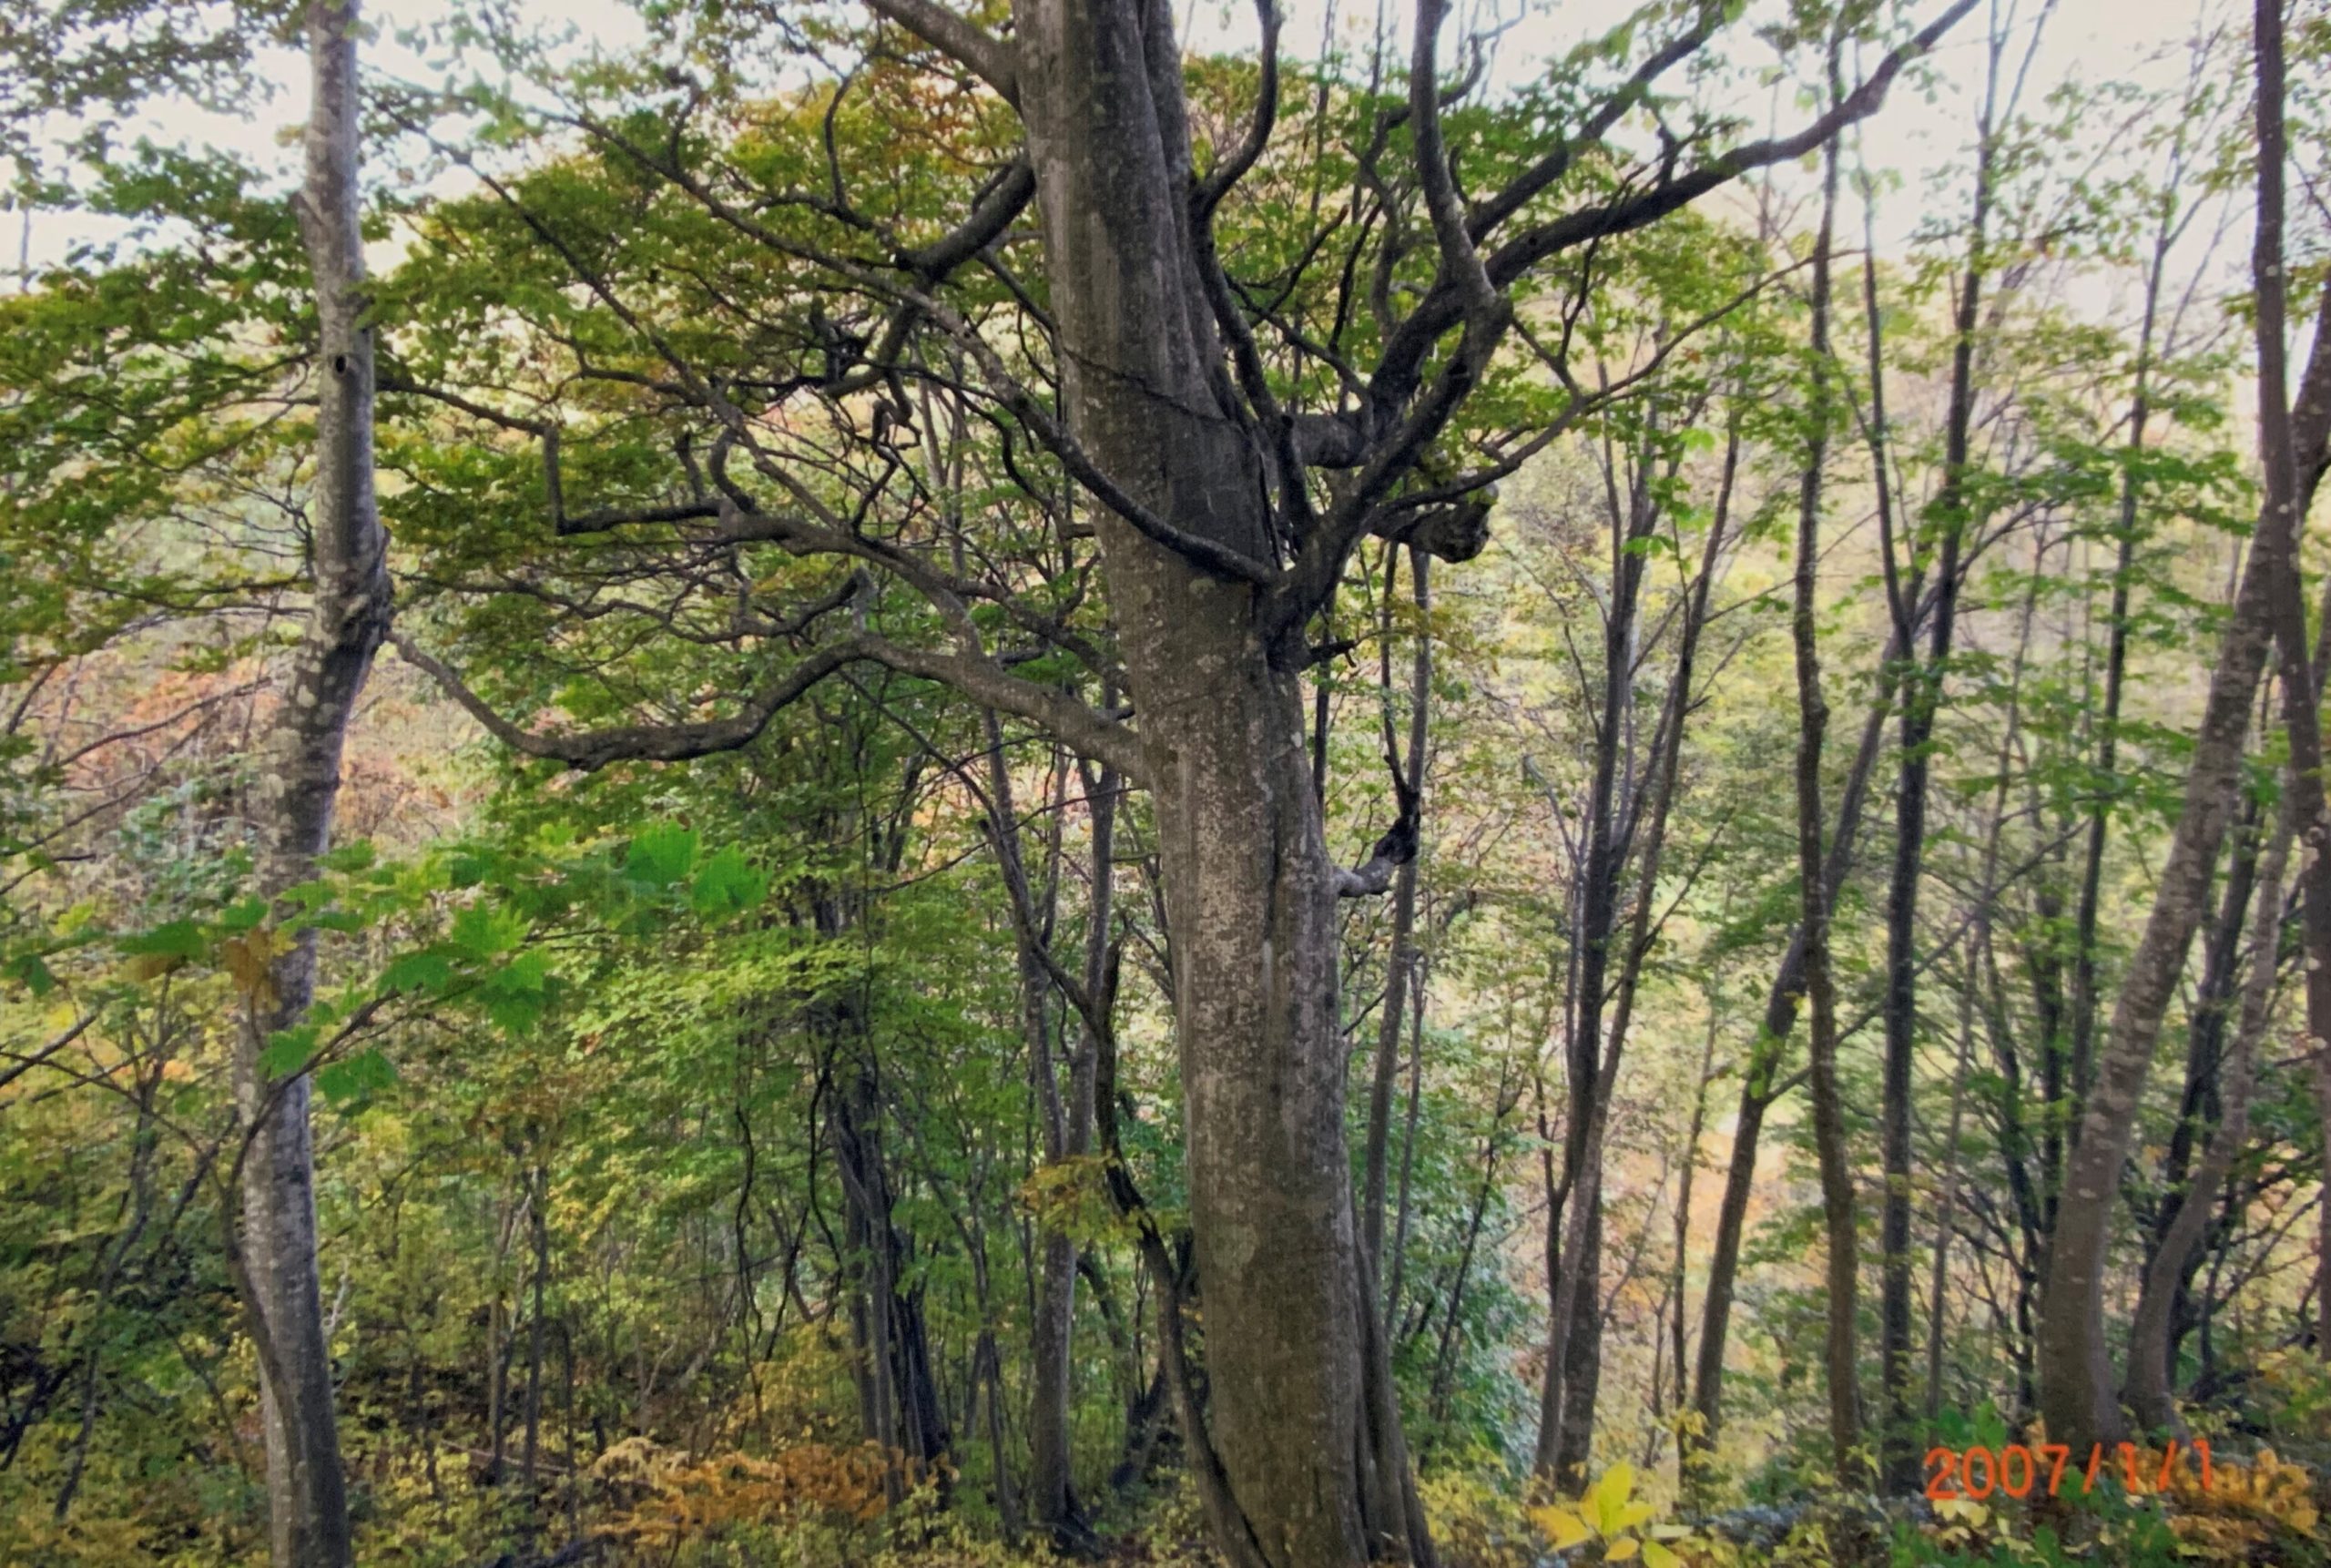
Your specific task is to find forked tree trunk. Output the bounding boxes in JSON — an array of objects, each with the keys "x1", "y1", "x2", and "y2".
[
  {"x1": 2123, "y1": 817, "x2": 2284, "y2": 1433},
  {"x1": 1685, "y1": 658, "x2": 1891, "y2": 1471},
  {"x1": 229, "y1": 4, "x2": 388, "y2": 1562},
  {"x1": 2038, "y1": 0, "x2": 2300, "y2": 1454},
  {"x1": 1013, "y1": 3, "x2": 1428, "y2": 1561}
]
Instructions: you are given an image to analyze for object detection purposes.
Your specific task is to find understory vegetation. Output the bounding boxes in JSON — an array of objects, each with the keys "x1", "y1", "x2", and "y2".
[{"x1": 4, "y1": 0, "x2": 2331, "y2": 1563}]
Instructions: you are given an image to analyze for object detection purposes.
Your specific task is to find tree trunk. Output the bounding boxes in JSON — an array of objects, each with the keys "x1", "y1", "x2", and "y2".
[
  {"x1": 1013, "y1": 3, "x2": 1427, "y2": 1560},
  {"x1": 1539, "y1": 409, "x2": 1730, "y2": 1488},
  {"x1": 1925, "y1": 555, "x2": 2041, "y2": 1421},
  {"x1": 522, "y1": 1162, "x2": 549, "y2": 1515},
  {"x1": 230, "y1": 5, "x2": 388, "y2": 1561},
  {"x1": 2246, "y1": 0, "x2": 2331, "y2": 1382},
  {"x1": 1790, "y1": 108, "x2": 1864, "y2": 1484},
  {"x1": 1363, "y1": 547, "x2": 1430, "y2": 1272},
  {"x1": 1878, "y1": 59, "x2": 1990, "y2": 1493},
  {"x1": 2037, "y1": 0, "x2": 2298, "y2": 1453},
  {"x1": 1685, "y1": 663, "x2": 1893, "y2": 1470},
  {"x1": 2124, "y1": 817, "x2": 2284, "y2": 1432}
]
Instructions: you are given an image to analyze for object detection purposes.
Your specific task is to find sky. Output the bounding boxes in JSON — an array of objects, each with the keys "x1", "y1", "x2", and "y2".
[{"x1": 9, "y1": 0, "x2": 2236, "y2": 278}]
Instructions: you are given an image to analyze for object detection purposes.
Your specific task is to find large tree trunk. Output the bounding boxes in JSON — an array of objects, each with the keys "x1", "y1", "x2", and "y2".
[
  {"x1": 1012, "y1": 3, "x2": 1427, "y2": 1562},
  {"x1": 229, "y1": 4, "x2": 387, "y2": 1561}
]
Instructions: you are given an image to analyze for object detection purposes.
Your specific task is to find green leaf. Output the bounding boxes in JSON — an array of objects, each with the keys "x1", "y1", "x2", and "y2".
[
  {"x1": 259, "y1": 1024, "x2": 321, "y2": 1079},
  {"x1": 4, "y1": 952, "x2": 56, "y2": 995},
  {"x1": 316, "y1": 1047, "x2": 395, "y2": 1105},
  {"x1": 487, "y1": 948, "x2": 552, "y2": 994},
  {"x1": 626, "y1": 822, "x2": 699, "y2": 889},
  {"x1": 483, "y1": 988, "x2": 546, "y2": 1034},
  {"x1": 318, "y1": 840, "x2": 376, "y2": 872},
  {"x1": 379, "y1": 951, "x2": 455, "y2": 995},
  {"x1": 689, "y1": 844, "x2": 768, "y2": 916},
  {"x1": 117, "y1": 920, "x2": 206, "y2": 958},
  {"x1": 278, "y1": 879, "x2": 336, "y2": 911},
  {"x1": 216, "y1": 897, "x2": 270, "y2": 932},
  {"x1": 449, "y1": 901, "x2": 529, "y2": 960}
]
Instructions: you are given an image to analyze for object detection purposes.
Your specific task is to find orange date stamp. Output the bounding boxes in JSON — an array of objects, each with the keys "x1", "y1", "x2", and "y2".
[{"x1": 1926, "y1": 1439, "x2": 2214, "y2": 1501}]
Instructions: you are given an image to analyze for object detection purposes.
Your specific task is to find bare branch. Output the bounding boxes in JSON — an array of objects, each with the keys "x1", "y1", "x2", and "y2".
[{"x1": 392, "y1": 608, "x2": 1147, "y2": 783}]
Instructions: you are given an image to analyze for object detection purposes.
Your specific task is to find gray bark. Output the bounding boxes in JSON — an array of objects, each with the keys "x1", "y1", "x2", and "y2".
[
  {"x1": 229, "y1": 4, "x2": 389, "y2": 1562},
  {"x1": 1010, "y1": 5, "x2": 1420, "y2": 1558}
]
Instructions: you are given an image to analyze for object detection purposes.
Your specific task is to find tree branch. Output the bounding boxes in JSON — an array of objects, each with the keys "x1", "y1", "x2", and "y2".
[
  {"x1": 392, "y1": 615, "x2": 1146, "y2": 783},
  {"x1": 861, "y1": 0, "x2": 1020, "y2": 107}
]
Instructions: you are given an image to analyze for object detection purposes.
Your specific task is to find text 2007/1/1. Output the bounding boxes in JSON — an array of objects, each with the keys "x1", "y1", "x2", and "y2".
[{"x1": 1925, "y1": 1440, "x2": 2216, "y2": 1501}]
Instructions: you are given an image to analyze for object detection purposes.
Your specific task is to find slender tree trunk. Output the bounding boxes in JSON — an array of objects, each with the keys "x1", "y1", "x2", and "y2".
[
  {"x1": 1670, "y1": 984, "x2": 1721, "y2": 1463},
  {"x1": 1537, "y1": 413, "x2": 1726, "y2": 1486},
  {"x1": 1925, "y1": 555, "x2": 2040, "y2": 1420},
  {"x1": 1790, "y1": 109, "x2": 1864, "y2": 1484},
  {"x1": 2125, "y1": 818, "x2": 2284, "y2": 1431},
  {"x1": 230, "y1": 5, "x2": 387, "y2": 1559},
  {"x1": 976, "y1": 1329, "x2": 1023, "y2": 1537},
  {"x1": 1364, "y1": 547, "x2": 1430, "y2": 1272},
  {"x1": 1877, "y1": 13, "x2": 2009, "y2": 1482},
  {"x1": 1685, "y1": 652, "x2": 1894, "y2": 1468},
  {"x1": 2068, "y1": 217, "x2": 2168, "y2": 1142},
  {"x1": 2246, "y1": 0, "x2": 2331, "y2": 1383},
  {"x1": 1386, "y1": 971, "x2": 1430, "y2": 1319},
  {"x1": 522, "y1": 1162, "x2": 549, "y2": 1513},
  {"x1": 1533, "y1": 452, "x2": 1652, "y2": 1486},
  {"x1": 2038, "y1": 0, "x2": 2301, "y2": 1454}
]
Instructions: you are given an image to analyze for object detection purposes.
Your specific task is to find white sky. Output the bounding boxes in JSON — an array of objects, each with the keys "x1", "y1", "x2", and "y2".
[{"x1": 11, "y1": 0, "x2": 2235, "y2": 277}]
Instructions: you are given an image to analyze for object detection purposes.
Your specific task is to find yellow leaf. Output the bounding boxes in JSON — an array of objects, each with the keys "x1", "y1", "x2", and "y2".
[
  {"x1": 1606, "y1": 1540, "x2": 1640, "y2": 1562},
  {"x1": 1616, "y1": 1500, "x2": 1655, "y2": 1531},
  {"x1": 1643, "y1": 1544, "x2": 1680, "y2": 1568},
  {"x1": 1531, "y1": 1506, "x2": 1591, "y2": 1549},
  {"x1": 1592, "y1": 1462, "x2": 1638, "y2": 1534}
]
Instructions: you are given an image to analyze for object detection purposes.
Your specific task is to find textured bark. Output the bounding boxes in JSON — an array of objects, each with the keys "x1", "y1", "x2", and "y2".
[
  {"x1": 1012, "y1": 4, "x2": 1423, "y2": 1559},
  {"x1": 2037, "y1": 0, "x2": 2298, "y2": 1455},
  {"x1": 229, "y1": 5, "x2": 388, "y2": 1561}
]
